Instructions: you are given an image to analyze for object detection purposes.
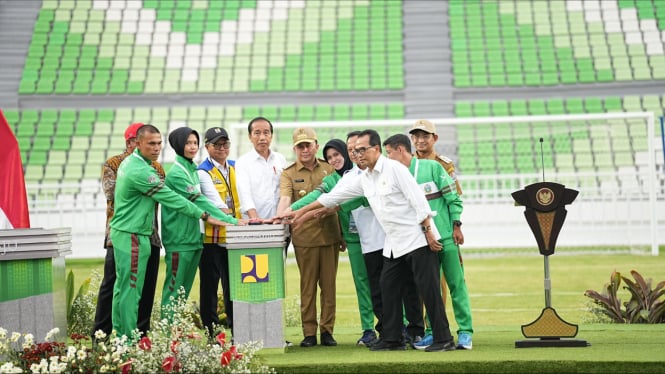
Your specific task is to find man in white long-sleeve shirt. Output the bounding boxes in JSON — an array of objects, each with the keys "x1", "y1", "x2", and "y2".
[
  {"x1": 235, "y1": 117, "x2": 287, "y2": 219},
  {"x1": 284, "y1": 129, "x2": 456, "y2": 352}
]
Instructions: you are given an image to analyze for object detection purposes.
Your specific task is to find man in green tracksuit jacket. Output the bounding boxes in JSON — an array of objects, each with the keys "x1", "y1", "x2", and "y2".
[
  {"x1": 383, "y1": 134, "x2": 473, "y2": 350},
  {"x1": 160, "y1": 127, "x2": 244, "y2": 321},
  {"x1": 110, "y1": 125, "x2": 231, "y2": 339},
  {"x1": 288, "y1": 139, "x2": 377, "y2": 345}
]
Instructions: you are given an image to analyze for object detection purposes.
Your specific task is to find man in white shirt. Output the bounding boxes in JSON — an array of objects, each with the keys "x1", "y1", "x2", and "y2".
[
  {"x1": 235, "y1": 117, "x2": 287, "y2": 219},
  {"x1": 284, "y1": 129, "x2": 456, "y2": 352}
]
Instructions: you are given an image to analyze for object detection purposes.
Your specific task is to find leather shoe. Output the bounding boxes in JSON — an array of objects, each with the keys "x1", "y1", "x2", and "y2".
[
  {"x1": 369, "y1": 339, "x2": 406, "y2": 351},
  {"x1": 300, "y1": 336, "x2": 317, "y2": 347},
  {"x1": 321, "y1": 332, "x2": 337, "y2": 346},
  {"x1": 425, "y1": 340, "x2": 456, "y2": 352}
]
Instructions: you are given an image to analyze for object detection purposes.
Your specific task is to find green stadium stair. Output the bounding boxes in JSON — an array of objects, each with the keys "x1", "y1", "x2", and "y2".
[
  {"x1": 21, "y1": 0, "x2": 404, "y2": 95},
  {"x1": 450, "y1": 0, "x2": 665, "y2": 88}
]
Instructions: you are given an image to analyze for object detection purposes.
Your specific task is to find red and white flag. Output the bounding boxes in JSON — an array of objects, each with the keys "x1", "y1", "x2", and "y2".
[{"x1": 0, "y1": 109, "x2": 30, "y2": 229}]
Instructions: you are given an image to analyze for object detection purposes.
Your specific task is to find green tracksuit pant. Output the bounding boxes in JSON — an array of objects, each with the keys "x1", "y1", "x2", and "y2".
[
  {"x1": 426, "y1": 237, "x2": 473, "y2": 336},
  {"x1": 111, "y1": 231, "x2": 152, "y2": 339},
  {"x1": 347, "y1": 241, "x2": 375, "y2": 331},
  {"x1": 161, "y1": 249, "x2": 203, "y2": 321}
]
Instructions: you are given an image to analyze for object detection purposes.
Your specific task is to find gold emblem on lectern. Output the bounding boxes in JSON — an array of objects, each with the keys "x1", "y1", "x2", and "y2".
[{"x1": 536, "y1": 188, "x2": 554, "y2": 206}]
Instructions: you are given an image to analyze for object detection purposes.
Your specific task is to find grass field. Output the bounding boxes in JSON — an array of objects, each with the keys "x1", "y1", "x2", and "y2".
[{"x1": 66, "y1": 248, "x2": 665, "y2": 373}]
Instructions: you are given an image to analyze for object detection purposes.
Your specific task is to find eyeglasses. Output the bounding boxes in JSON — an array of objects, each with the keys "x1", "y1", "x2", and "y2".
[
  {"x1": 352, "y1": 146, "x2": 373, "y2": 156},
  {"x1": 211, "y1": 142, "x2": 231, "y2": 150}
]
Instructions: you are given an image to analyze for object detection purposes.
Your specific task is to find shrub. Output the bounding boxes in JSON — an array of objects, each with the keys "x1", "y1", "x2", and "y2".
[
  {"x1": 584, "y1": 270, "x2": 665, "y2": 324},
  {"x1": 66, "y1": 270, "x2": 101, "y2": 336}
]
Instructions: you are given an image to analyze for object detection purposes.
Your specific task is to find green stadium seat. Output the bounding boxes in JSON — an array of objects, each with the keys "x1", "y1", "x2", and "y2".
[
  {"x1": 24, "y1": 0, "x2": 405, "y2": 95},
  {"x1": 29, "y1": 150, "x2": 48, "y2": 166}
]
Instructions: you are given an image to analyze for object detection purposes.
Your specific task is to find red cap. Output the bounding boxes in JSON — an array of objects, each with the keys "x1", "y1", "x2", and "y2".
[{"x1": 124, "y1": 122, "x2": 144, "y2": 140}]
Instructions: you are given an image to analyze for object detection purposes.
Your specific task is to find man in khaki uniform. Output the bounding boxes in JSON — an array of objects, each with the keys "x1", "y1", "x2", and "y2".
[
  {"x1": 409, "y1": 119, "x2": 463, "y2": 307},
  {"x1": 276, "y1": 127, "x2": 343, "y2": 348}
]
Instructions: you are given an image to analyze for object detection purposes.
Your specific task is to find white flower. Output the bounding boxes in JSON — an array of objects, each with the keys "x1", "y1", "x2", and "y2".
[
  {"x1": 10, "y1": 332, "x2": 20, "y2": 342},
  {"x1": 29, "y1": 359, "x2": 48, "y2": 374},
  {"x1": 44, "y1": 328, "x2": 59, "y2": 342},
  {"x1": 76, "y1": 349, "x2": 87, "y2": 360},
  {"x1": 47, "y1": 357, "x2": 65, "y2": 374},
  {"x1": 67, "y1": 346, "x2": 77, "y2": 359},
  {"x1": 0, "y1": 362, "x2": 22, "y2": 374},
  {"x1": 0, "y1": 328, "x2": 6, "y2": 339},
  {"x1": 29, "y1": 363, "x2": 40, "y2": 373},
  {"x1": 94, "y1": 330, "x2": 107, "y2": 340}
]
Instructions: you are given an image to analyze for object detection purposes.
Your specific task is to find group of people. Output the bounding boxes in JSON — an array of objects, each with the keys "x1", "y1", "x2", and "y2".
[{"x1": 93, "y1": 117, "x2": 474, "y2": 353}]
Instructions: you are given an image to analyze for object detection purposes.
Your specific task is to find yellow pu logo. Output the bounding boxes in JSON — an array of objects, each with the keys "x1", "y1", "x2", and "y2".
[{"x1": 240, "y1": 254, "x2": 269, "y2": 283}]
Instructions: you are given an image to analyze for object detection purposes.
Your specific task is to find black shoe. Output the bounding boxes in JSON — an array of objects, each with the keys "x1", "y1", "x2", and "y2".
[
  {"x1": 300, "y1": 336, "x2": 317, "y2": 347},
  {"x1": 425, "y1": 340, "x2": 456, "y2": 352},
  {"x1": 369, "y1": 339, "x2": 407, "y2": 351},
  {"x1": 321, "y1": 332, "x2": 337, "y2": 346}
]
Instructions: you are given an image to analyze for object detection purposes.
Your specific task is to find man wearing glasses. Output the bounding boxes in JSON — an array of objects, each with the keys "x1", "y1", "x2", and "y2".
[
  {"x1": 197, "y1": 127, "x2": 242, "y2": 339},
  {"x1": 283, "y1": 129, "x2": 456, "y2": 352}
]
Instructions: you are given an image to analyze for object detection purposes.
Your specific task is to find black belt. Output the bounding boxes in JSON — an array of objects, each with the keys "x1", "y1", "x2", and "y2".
[{"x1": 425, "y1": 191, "x2": 442, "y2": 201}]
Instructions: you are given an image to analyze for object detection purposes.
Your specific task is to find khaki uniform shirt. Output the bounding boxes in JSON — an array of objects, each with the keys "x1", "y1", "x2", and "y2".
[
  {"x1": 280, "y1": 158, "x2": 342, "y2": 247},
  {"x1": 416, "y1": 152, "x2": 463, "y2": 195}
]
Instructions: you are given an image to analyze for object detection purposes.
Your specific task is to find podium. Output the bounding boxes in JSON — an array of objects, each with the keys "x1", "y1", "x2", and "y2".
[
  {"x1": 512, "y1": 182, "x2": 588, "y2": 348},
  {"x1": 225, "y1": 224, "x2": 288, "y2": 350},
  {"x1": 0, "y1": 228, "x2": 72, "y2": 339}
]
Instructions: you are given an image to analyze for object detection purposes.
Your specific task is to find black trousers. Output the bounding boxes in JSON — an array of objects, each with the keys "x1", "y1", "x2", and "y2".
[
  {"x1": 199, "y1": 243, "x2": 233, "y2": 337},
  {"x1": 92, "y1": 245, "x2": 160, "y2": 337},
  {"x1": 363, "y1": 250, "x2": 384, "y2": 334},
  {"x1": 380, "y1": 246, "x2": 453, "y2": 344},
  {"x1": 402, "y1": 273, "x2": 425, "y2": 340}
]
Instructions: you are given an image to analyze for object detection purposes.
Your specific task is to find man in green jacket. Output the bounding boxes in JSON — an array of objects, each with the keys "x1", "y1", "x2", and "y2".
[
  {"x1": 110, "y1": 124, "x2": 231, "y2": 339},
  {"x1": 160, "y1": 127, "x2": 245, "y2": 322},
  {"x1": 383, "y1": 133, "x2": 473, "y2": 350}
]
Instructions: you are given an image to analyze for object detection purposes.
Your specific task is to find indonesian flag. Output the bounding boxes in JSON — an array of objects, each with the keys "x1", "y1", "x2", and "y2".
[{"x1": 0, "y1": 109, "x2": 30, "y2": 229}]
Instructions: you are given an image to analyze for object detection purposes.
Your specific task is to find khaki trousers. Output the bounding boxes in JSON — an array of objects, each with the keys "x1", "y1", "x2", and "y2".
[{"x1": 294, "y1": 244, "x2": 339, "y2": 337}]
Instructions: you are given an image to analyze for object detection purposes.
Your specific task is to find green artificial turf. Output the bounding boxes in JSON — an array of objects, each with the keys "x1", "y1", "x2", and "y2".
[{"x1": 66, "y1": 249, "x2": 665, "y2": 373}]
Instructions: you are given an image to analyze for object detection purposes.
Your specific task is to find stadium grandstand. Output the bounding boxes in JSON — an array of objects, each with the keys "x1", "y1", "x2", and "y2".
[{"x1": 0, "y1": 0, "x2": 662, "y2": 256}]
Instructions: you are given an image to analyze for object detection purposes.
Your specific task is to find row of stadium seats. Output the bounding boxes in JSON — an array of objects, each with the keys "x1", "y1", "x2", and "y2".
[
  {"x1": 7, "y1": 102, "x2": 406, "y2": 185},
  {"x1": 454, "y1": 94, "x2": 665, "y2": 117},
  {"x1": 21, "y1": 0, "x2": 403, "y2": 94},
  {"x1": 453, "y1": 94, "x2": 663, "y2": 175},
  {"x1": 9, "y1": 94, "x2": 662, "y2": 186},
  {"x1": 451, "y1": 0, "x2": 665, "y2": 87}
]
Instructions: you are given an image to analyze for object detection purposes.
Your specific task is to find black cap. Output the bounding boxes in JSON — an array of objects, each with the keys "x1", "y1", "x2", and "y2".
[{"x1": 204, "y1": 127, "x2": 229, "y2": 144}]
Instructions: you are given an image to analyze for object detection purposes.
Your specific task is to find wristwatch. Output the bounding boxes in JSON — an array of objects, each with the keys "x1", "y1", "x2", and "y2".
[
  {"x1": 453, "y1": 220, "x2": 462, "y2": 228},
  {"x1": 422, "y1": 225, "x2": 431, "y2": 233},
  {"x1": 201, "y1": 211, "x2": 210, "y2": 222}
]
